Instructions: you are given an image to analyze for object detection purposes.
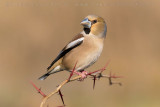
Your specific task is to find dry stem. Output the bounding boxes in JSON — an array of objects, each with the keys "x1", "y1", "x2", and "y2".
[
  {"x1": 40, "y1": 76, "x2": 81, "y2": 107},
  {"x1": 33, "y1": 60, "x2": 122, "y2": 107}
]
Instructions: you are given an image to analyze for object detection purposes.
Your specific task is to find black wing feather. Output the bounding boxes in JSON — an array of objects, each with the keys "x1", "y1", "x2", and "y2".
[{"x1": 47, "y1": 41, "x2": 83, "y2": 71}]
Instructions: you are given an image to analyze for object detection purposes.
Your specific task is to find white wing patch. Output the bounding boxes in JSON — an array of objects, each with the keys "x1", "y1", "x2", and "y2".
[
  {"x1": 66, "y1": 37, "x2": 84, "y2": 49},
  {"x1": 50, "y1": 65, "x2": 61, "y2": 74}
]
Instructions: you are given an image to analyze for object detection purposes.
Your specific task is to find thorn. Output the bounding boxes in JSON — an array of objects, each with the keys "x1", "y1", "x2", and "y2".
[
  {"x1": 107, "y1": 72, "x2": 123, "y2": 86},
  {"x1": 58, "y1": 89, "x2": 65, "y2": 106},
  {"x1": 118, "y1": 83, "x2": 122, "y2": 86},
  {"x1": 93, "y1": 75, "x2": 96, "y2": 89},
  {"x1": 97, "y1": 73, "x2": 103, "y2": 79},
  {"x1": 38, "y1": 87, "x2": 41, "y2": 93},
  {"x1": 108, "y1": 77, "x2": 112, "y2": 85}
]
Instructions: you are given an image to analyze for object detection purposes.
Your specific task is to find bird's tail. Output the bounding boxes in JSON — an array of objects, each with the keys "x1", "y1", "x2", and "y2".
[
  {"x1": 38, "y1": 73, "x2": 50, "y2": 80},
  {"x1": 38, "y1": 69, "x2": 63, "y2": 80}
]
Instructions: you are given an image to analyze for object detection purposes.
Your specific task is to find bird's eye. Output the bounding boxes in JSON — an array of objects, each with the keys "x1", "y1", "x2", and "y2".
[{"x1": 92, "y1": 20, "x2": 97, "y2": 24}]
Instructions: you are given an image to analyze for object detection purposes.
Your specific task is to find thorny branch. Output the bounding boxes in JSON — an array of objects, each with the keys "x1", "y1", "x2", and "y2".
[
  {"x1": 58, "y1": 90, "x2": 65, "y2": 106},
  {"x1": 30, "y1": 81, "x2": 46, "y2": 97},
  {"x1": 31, "y1": 61, "x2": 122, "y2": 107}
]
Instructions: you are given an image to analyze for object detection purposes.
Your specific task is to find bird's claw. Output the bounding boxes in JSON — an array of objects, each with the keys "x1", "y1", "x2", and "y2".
[{"x1": 74, "y1": 71, "x2": 88, "y2": 81}]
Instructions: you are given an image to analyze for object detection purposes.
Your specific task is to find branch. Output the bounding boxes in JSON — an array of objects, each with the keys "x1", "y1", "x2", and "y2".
[
  {"x1": 40, "y1": 75, "x2": 81, "y2": 107},
  {"x1": 30, "y1": 81, "x2": 46, "y2": 97},
  {"x1": 67, "y1": 61, "x2": 77, "y2": 81},
  {"x1": 96, "y1": 72, "x2": 123, "y2": 86},
  {"x1": 30, "y1": 60, "x2": 122, "y2": 107}
]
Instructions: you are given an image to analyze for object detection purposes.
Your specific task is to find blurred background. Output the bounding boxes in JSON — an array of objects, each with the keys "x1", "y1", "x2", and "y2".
[{"x1": 0, "y1": 0, "x2": 160, "y2": 107}]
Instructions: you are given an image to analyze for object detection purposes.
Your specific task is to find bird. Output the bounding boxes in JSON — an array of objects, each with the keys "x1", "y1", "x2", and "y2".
[{"x1": 39, "y1": 15, "x2": 107, "y2": 80}]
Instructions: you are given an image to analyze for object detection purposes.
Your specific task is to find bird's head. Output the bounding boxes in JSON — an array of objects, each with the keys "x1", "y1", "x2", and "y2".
[{"x1": 80, "y1": 15, "x2": 107, "y2": 38}]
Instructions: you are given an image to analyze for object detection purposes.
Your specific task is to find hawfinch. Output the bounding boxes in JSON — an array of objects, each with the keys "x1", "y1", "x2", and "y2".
[{"x1": 39, "y1": 15, "x2": 107, "y2": 80}]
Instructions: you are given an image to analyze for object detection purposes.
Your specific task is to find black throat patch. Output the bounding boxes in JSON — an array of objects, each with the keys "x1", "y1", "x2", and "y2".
[{"x1": 83, "y1": 28, "x2": 90, "y2": 34}]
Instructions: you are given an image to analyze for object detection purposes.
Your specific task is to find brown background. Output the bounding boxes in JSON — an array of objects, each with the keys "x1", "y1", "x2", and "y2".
[{"x1": 0, "y1": 0, "x2": 160, "y2": 107}]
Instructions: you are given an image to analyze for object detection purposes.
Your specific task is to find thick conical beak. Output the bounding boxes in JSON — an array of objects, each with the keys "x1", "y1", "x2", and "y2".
[{"x1": 80, "y1": 18, "x2": 91, "y2": 28}]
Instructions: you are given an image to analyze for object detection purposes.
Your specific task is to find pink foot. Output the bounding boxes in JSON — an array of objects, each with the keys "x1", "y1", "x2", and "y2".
[{"x1": 74, "y1": 71, "x2": 88, "y2": 80}]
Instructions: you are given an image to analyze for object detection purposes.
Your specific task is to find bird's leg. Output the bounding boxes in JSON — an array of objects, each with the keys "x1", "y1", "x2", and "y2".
[{"x1": 74, "y1": 71, "x2": 88, "y2": 80}]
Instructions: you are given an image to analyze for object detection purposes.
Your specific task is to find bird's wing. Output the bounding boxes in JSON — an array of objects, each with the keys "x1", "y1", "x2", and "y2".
[{"x1": 47, "y1": 34, "x2": 84, "y2": 71}]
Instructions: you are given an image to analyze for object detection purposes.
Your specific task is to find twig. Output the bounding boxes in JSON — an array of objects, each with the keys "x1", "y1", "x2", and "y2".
[
  {"x1": 40, "y1": 76, "x2": 81, "y2": 107},
  {"x1": 30, "y1": 81, "x2": 46, "y2": 97},
  {"x1": 40, "y1": 61, "x2": 110, "y2": 107},
  {"x1": 87, "y1": 60, "x2": 110, "y2": 75},
  {"x1": 97, "y1": 72, "x2": 123, "y2": 86},
  {"x1": 34, "y1": 60, "x2": 122, "y2": 107},
  {"x1": 67, "y1": 61, "x2": 77, "y2": 81}
]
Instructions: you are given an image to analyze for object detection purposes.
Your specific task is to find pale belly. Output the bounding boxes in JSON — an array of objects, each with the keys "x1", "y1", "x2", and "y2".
[{"x1": 62, "y1": 37, "x2": 103, "y2": 71}]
